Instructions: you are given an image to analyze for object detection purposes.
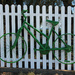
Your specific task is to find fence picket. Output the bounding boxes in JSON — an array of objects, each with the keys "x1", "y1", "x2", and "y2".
[
  {"x1": 5, "y1": 5, "x2": 10, "y2": 67},
  {"x1": 36, "y1": 5, "x2": 40, "y2": 69},
  {"x1": 61, "y1": 6, "x2": 65, "y2": 70},
  {"x1": 67, "y1": 6, "x2": 71, "y2": 70},
  {"x1": 49, "y1": 5, "x2": 52, "y2": 69},
  {"x1": 42, "y1": 6, "x2": 46, "y2": 69},
  {"x1": 30, "y1": 5, "x2": 34, "y2": 69},
  {"x1": 17, "y1": 5, "x2": 22, "y2": 68},
  {"x1": 11, "y1": 5, "x2": 16, "y2": 67},
  {"x1": 0, "y1": 4, "x2": 4, "y2": 67},
  {"x1": 23, "y1": 5, "x2": 28, "y2": 68},
  {"x1": 55, "y1": 6, "x2": 59, "y2": 69}
]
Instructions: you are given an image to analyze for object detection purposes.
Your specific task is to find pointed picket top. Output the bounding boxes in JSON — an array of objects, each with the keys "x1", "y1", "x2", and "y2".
[
  {"x1": 11, "y1": 4, "x2": 15, "y2": 13},
  {"x1": 36, "y1": 5, "x2": 40, "y2": 13},
  {"x1": 42, "y1": 5, "x2": 46, "y2": 14},
  {"x1": 17, "y1": 5, "x2": 21, "y2": 13},
  {"x1": 23, "y1": 5, "x2": 27, "y2": 11},
  {"x1": 5, "y1": 4, "x2": 9, "y2": 13}
]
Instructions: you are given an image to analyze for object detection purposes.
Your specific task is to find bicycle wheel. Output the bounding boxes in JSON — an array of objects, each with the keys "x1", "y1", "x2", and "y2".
[
  {"x1": 0, "y1": 33, "x2": 27, "y2": 63},
  {"x1": 53, "y1": 33, "x2": 75, "y2": 65}
]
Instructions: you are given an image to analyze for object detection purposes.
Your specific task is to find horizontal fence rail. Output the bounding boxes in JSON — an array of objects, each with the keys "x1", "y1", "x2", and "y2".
[{"x1": 0, "y1": 4, "x2": 75, "y2": 70}]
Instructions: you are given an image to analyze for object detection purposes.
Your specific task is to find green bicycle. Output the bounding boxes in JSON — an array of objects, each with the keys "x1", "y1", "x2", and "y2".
[{"x1": 0, "y1": 10, "x2": 75, "y2": 64}]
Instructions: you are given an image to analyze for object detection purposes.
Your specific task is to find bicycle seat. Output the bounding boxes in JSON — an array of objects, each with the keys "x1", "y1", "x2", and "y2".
[{"x1": 46, "y1": 20, "x2": 59, "y2": 26}]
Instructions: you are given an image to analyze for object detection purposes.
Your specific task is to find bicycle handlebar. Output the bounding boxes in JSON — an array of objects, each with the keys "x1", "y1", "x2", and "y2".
[
  {"x1": 21, "y1": 10, "x2": 28, "y2": 14},
  {"x1": 21, "y1": 10, "x2": 28, "y2": 21}
]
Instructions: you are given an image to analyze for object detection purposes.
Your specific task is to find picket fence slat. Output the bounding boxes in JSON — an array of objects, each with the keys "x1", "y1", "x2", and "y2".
[
  {"x1": 23, "y1": 5, "x2": 28, "y2": 68},
  {"x1": 61, "y1": 6, "x2": 65, "y2": 70},
  {"x1": 67, "y1": 6, "x2": 71, "y2": 70},
  {"x1": 36, "y1": 5, "x2": 40, "y2": 69},
  {"x1": 5, "y1": 5, "x2": 10, "y2": 67},
  {"x1": 30, "y1": 5, "x2": 34, "y2": 69},
  {"x1": 49, "y1": 6, "x2": 52, "y2": 69},
  {"x1": 0, "y1": 4, "x2": 4, "y2": 67},
  {"x1": 17, "y1": 5, "x2": 22, "y2": 68},
  {"x1": 0, "y1": 4, "x2": 75, "y2": 70},
  {"x1": 42, "y1": 6, "x2": 46, "y2": 69},
  {"x1": 11, "y1": 5, "x2": 16, "y2": 67},
  {"x1": 55, "y1": 6, "x2": 59, "y2": 70}
]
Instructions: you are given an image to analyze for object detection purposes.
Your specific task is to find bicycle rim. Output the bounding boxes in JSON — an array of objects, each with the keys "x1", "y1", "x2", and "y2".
[
  {"x1": 0, "y1": 33, "x2": 27, "y2": 63},
  {"x1": 53, "y1": 33, "x2": 75, "y2": 65}
]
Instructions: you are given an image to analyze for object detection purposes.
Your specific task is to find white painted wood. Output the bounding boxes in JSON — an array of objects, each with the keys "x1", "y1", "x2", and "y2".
[
  {"x1": 73, "y1": 7, "x2": 75, "y2": 70},
  {"x1": 42, "y1": 6, "x2": 46, "y2": 69},
  {"x1": 49, "y1": 5, "x2": 52, "y2": 69},
  {"x1": 17, "y1": 5, "x2": 22, "y2": 68},
  {"x1": 23, "y1": 5, "x2": 28, "y2": 68},
  {"x1": 11, "y1": 5, "x2": 16, "y2": 67},
  {"x1": 30, "y1": 5, "x2": 34, "y2": 69},
  {"x1": 0, "y1": 4, "x2": 4, "y2": 67},
  {"x1": 5, "y1": 5, "x2": 10, "y2": 67},
  {"x1": 67, "y1": 6, "x2": 71, "y2": 70},
  {"x1": 55, "y1": 6, "x2": 59, "y2": 70},
  {"x1": 61, "y1": 6, "x2": 65, "y2": 70},
  {"x1": 36, "y1": 5, "x2": 40, "y2": 69}
]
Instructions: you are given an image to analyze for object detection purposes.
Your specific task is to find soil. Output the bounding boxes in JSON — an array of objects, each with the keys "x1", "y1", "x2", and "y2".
[{"x1": 0, "y1": 68, "x2": 75, "y2": 75}]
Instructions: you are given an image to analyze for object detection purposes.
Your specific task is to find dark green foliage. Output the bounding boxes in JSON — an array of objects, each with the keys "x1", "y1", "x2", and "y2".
[
  {"x1": 62, "y1": 0, "x2": 73, "y2": 7},
  {"x1": 0, "y1": 0, "x2": 74, "y2": 7}
]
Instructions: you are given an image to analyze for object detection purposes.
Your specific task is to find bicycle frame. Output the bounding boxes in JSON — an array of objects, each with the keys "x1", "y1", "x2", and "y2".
[
  {"x1": 12, "y1": 10, "x2": 71, "y2": 53},
  {"x1": 12, "y1": 20, "x2": 69, "y2": 52},
  {"x1": 24, "y1": 22, "x2": 69, "y2": 50}
]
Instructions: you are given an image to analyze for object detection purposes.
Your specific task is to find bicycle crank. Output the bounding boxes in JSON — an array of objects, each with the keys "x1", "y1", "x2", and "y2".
[{"x1": 34, "y1": 44, "x2": 50, "y2": 55}]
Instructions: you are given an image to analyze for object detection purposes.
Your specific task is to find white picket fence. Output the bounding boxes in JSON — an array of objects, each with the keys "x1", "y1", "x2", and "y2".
[{"x1": 0, "y1": 4, "x2": 75, "y2": 70}]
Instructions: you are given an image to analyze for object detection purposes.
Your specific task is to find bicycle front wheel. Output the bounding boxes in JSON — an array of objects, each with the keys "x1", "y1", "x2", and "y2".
[
  {"x1": 0, "y1": 33, "x2": 27, "y2": 63},
  {"x1": 53, "y1": 33, "x2": 75, "y2": 65}
]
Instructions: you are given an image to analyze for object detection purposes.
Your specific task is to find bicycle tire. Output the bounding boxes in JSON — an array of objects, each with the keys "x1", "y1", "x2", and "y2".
[
  {"x1": 0, "y1": 33, "x2": 27, "y2": 63},
  {"x1": 53, "y1": 33, "x2": 75, "y2": 65}
]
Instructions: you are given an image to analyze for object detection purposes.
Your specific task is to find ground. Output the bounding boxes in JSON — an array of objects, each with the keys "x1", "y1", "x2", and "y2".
[{"x1": 0, "y1": 68, "x2": 75, "y2": 75}]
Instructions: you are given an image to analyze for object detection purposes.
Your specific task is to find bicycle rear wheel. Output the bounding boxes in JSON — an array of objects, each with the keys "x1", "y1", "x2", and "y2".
[
  {"x1": 0, "y1": 33, "x2": 27, "y2": 63},
  {"x1": 53, "y1": 33, "x2": 75, "y2": 64}
]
